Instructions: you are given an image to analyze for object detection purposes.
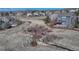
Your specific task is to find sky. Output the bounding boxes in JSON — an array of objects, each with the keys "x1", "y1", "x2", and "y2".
[{"x1": 0, "y1": 8, "x2": 64, "y2": 12}]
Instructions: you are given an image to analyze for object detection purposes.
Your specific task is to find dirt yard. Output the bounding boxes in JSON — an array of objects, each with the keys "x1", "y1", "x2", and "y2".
[{"x1": 0, "y1": 17, "x2": 79, "y2": 51}]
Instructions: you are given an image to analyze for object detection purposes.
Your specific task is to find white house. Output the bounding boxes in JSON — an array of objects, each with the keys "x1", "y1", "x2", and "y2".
[{"x1": 27, "y1": 13, "x2": 32, "y2": 17}]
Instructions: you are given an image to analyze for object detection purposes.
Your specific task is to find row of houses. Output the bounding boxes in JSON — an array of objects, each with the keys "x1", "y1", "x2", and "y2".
[
  {"x1": 0, "y1": 9, "x2": 78, "y2": 29},
  {"x1": 0, "y1": 10, "x2": 63, "y2": 17},
  {"x1": 0, "y1": 8, "x2": 78, "y2": 16}
]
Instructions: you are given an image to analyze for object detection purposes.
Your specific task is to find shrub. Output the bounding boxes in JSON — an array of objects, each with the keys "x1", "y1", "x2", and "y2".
[
  {"x1": 30, "y1": 40, "x2": 37, "y2": 47},
  {"x1": 43, "y1": 16, "x2": 50, "y2": 24}
]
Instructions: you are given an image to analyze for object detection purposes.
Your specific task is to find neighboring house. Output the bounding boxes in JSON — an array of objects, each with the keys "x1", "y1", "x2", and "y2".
[
  {"x1": 49, "y1": 13, "x2": 76, "y2": 28},
  {"x1": 39, "y1": 12, "x2": 46, "y2": 16},
  {"x1": 27, "y1": 12, "x2": 32, "y2": 17},
  {"x1": 54, "y1": 10, "x2": 62, "y2": 14},
  {"x1": 33, "y1": 12, "x2": 39, "y2": 16},
  {"x1": 65, "y1": 8, "x2": 78, "y2": 13},
  {"x1": 26, "y1": 11, "x2": 46, "y2": 17},
  {"x1": 0, "y1": 16, "x2": 20, "y2": 30}
]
